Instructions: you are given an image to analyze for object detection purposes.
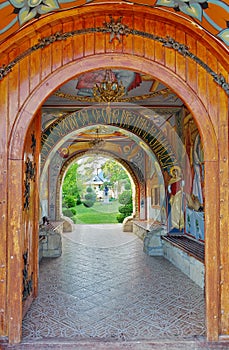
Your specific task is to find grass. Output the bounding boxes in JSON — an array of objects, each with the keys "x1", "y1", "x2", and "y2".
[{"x1": 71, "y1": 200, "x2": 120, "y2": 224}]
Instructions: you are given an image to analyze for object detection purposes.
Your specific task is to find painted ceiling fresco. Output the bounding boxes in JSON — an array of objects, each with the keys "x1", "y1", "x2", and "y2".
[
  {"x1": 0, "y1": 0, "x2": 228, "y2": 46},
  {"x1": 45, "y1": 69, "x2": 183, "y2": 108}
]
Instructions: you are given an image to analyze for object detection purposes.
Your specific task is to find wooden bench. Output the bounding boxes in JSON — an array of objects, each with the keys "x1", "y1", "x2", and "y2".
[{"x1": 162, "y1": 235, "x2": 204, "y2": 263}]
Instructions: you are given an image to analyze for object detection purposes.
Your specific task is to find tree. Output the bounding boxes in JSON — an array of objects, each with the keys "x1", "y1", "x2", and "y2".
[
  {"x1": 102, "y1": 160, "x2": 130, "y2": 184},
  {"x1": 62, "y1": 163, "x2": 82, "y2": 208},
  {"x1": 77, "y1": 156, "x2": 106, "y2": 182}
]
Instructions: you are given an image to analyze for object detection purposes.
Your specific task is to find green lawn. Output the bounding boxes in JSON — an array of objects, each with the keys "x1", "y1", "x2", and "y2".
[{"x1": 72, "y1": 200, "x2": 120, "y2": 224}]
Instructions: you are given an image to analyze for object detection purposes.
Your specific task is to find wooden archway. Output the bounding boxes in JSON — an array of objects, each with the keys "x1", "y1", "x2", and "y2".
[{"x1": 0, "y1": 3, "x2": 228, "y2": 344}]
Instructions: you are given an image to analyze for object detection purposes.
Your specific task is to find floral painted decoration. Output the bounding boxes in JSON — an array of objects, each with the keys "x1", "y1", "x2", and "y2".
[
  {"x1": 0, "y1": 0, "x2": 228, "y2": 46},
  {"x1": 9, "y1": 0, "x2": 59, "y2": 25},
  {"x1": 155, "y1": 0, "x2": 229, "y2": 46}
]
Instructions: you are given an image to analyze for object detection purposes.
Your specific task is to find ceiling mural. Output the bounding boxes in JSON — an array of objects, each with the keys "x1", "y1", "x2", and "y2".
[
  {"x1": 0, "y1": 0, "x2": 228, "y2": 46},
  {"x1": 44, "y1": 69, "x2": 183, "y2": 108}
]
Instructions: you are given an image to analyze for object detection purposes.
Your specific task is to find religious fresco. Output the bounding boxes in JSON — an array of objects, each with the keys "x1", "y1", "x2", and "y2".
[
  {"x1": 51, "y1": 68, "x2": 180, "y2": 105},
  {"x1": 75, "y1": 70, "x2": 142, "y2": 96},
  {"x1": 0, "y1": 0, "x2": 228, "y2": 46},
  {"x1": 166, "y1": 111, "x2": 205, "y2": 240}
]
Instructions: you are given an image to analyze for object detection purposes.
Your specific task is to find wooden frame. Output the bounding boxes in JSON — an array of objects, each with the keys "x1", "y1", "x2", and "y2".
[{"x1": 0, "y1": 4, "x2": 228, "y2": 343}]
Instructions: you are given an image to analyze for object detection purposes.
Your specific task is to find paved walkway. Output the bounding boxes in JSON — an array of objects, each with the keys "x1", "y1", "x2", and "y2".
[{"x1": 21, "y1": 224, "x2": 206, "y2": 343}]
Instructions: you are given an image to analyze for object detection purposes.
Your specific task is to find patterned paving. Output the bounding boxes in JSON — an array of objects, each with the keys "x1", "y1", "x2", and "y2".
[{"x1": 22, "y1": 224, "x2": 206, "y2": 342}]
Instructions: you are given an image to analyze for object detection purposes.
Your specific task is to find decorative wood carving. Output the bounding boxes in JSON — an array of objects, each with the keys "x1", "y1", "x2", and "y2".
[
  {"x1": 102, "y1": 16, "x2": 131, "y2": 42},
  {"x1": 22, "y1": 250, "x2": 33, "y2": 302},
  {"x1": 23, "y1": 133, "x2": 36, "y2": 210},
  {"x1": 0, "y1": 26, "x2": 228, "y2": 96}
]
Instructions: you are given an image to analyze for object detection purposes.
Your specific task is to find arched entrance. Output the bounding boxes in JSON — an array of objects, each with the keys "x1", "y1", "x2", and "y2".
[
  {"x1": 40, "y1": 108, "x2": 180, "y2": 223},
  {"x1": 1, "y1": 4, "x2": 228, "y2": 344},
  {"x1": 55, "y1": 151, "x2": 141, "y2": 221}
]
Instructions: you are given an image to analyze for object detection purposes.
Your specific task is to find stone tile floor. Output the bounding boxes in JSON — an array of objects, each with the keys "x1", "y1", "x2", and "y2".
[{"x1": 22, "y1": 224, "x2": 206, "y2": 343}]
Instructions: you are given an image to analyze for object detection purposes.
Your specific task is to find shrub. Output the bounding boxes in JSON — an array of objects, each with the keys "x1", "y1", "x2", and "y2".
[
  {"x1": 62, "y1": 208, "x2": 74, "y2": 217},
  {"x1": 63, "y1": 195, "x2": 76, "y2": 208},
  {"x1": 124, "y1": 182, "x2": 131, "y2": 190},
  {"x1": 118, "y1": 190, "x2": 132, "y2": 205},
  {"x1": 116, "y1": 190, "x2": 133, "y2": 223},
  {"x1": 85, "y1": 193, "x2": 96, "y2": 201},
  {"x1": 118, "y1": 203, "x2": 133, "y2": 215},
  {"x1": 116, "y1": 213, "x2": 126, "y2": 223},
  {"x1": 83, "y1": 187, "x2": 96, "y2": 208},
  {"x1": 86, "y1": 187, "x2": 93, "y2": 192},
  {"x1": 76, "y1": 194, "x2": 81, "y2": 205},
  {"x1": 83, "y1": 200, "x2": 94, "y2": 208},
  {"x1": 70, "y1": 207, "x2": 76, "y2": 215}
]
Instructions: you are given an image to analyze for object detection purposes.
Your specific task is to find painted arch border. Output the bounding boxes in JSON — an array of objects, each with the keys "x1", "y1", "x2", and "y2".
[{"x1": 40, "y1": 106, "x2": 180, "y2": 172}]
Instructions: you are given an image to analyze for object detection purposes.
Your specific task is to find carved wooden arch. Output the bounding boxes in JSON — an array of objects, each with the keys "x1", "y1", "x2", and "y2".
[
  {"x1": 55, "y1": 150, "x2": 143, "y2": 220},
  {"x1": 3, "y1": 3, "x2": 228, "y2": 344}
]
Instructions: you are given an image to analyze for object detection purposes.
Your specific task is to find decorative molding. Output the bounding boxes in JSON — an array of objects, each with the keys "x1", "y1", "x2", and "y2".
[
  {"x1": 23, "y1": 157, "x2": 36, "y2": 210},
  {"x1": 22, "y1": 250, "x2": 33, "y2": 302},
  {"x1": 23, "y1": 132, "x2": 37, "y2": 210},
  {"x1": 54, "y1": 87, "x2": 171, "y2": 103},
  {"x1": 31, "y1": 131, "x2": 37, "y2": 156},
  {"x1": 0, "y1": 18, "x2": 228, "y2": 95}
]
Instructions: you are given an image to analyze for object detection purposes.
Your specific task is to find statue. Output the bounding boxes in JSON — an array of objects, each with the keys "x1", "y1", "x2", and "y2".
[
  {"x1": 168, "y1": 166, "x2": 184, "y2": 231},
  {"x1": 192, "y1": 134, "x2": 204, "y2": 205}
]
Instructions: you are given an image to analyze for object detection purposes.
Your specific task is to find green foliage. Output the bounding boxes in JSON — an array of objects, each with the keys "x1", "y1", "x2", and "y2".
[
  {"x1": 70, "y1": 207, "x2": 76, "y2": 215},
  {"x1": 86, "y1": 187, "x2": 93, "y2": 192},
  {"x1": 118, "y1": 190, "x2": 132, "y2": 205},
  {"x1": 102, "y1": 160, "x2": 130, "y2": 185},
  {"x1": 124, "y1": 182, "x2": 131, "y2": 190},
  {"x1": 83, "y1": 187, "x2": 96, "y2": 208},
  {"x1": 117, "y1": 190, "x2": 133, "y2": 223},
  {"x1": 118, "y1": 203, "x2": 133, "y2": 215},
  {"x1": 116, "y1": 213, "x2": 126, "y2": 223},
  {"x1": 76, "y1": 194, "x2": 81, "y2": 205},
  {"x1": 62, "y1": 163, "x2": 83, "y2": 212},
  {"x1": 63, "y1": 195, "x2": 76, "y2": 208},
  {"x1": 62, "y1": 208, "x2": 74, "y2": 218},
  {"x1": 83, "y1": 200, "x2": 95, "y2": 208}
]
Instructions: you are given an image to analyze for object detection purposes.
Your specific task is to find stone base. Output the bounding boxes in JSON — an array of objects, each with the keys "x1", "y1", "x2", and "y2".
[
  {"x1": 61, "y1": 216, "x2": 74, "y2": 232},
  {"x1": 133, "y1": 221, "x2": 204, "y2": 288},
  {"x1": 163, "y1": 240, "x2": 205, "y2": 288},
  {"x1": 123, "y1": 216, "x2": 133, "y2": 232},
  {"x1": 143, "y1": 226, "x2": 165, "y2": 256},
  {"x1": 42, "y1": 231, "x2": 62, "y2": 258}
]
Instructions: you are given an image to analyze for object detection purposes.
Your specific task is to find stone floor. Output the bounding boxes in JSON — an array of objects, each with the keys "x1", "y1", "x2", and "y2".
[
  {"x1": 21, "y1": 224, "x2": 206, "y2": 343},
  {"x1": 5, "y1": 224, "x2": 229, "y2": 349}
]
